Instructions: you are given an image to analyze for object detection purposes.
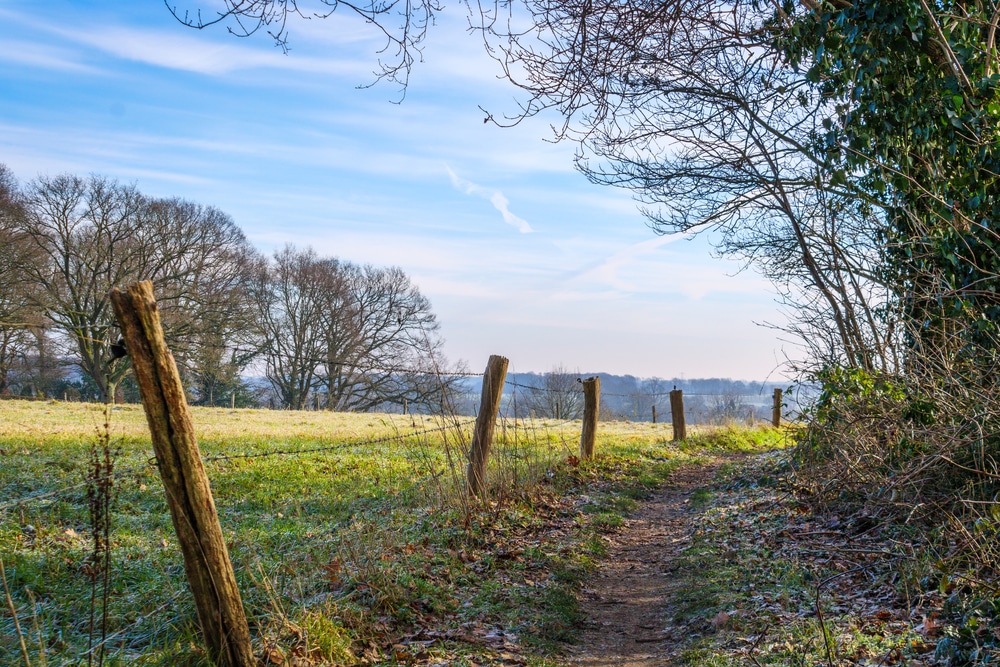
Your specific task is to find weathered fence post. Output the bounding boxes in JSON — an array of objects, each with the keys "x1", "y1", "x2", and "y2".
[
  {"x1": 466, "y1": 354, "x2": 509, "y2": 497},
  {"x1": 652, "y1": 404, "x2": 657, "y2": 424},
  {"x1": 109, "y1": 281, "x2": 255, "y2": 667},
  {"x1": 580, "y1": 376, "x2": 600, "y2": 459},
  {"x1": 670, "y1": 388, "x2": 686, "y2": 441},
  {"x1": 772, "y1": 388, "x2": 782, "y2": 428}
]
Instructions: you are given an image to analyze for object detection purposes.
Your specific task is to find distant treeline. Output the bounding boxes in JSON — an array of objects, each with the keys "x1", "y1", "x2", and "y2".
[{"x1": 454, "y1": 370, "x2": 791, "y2": 423}]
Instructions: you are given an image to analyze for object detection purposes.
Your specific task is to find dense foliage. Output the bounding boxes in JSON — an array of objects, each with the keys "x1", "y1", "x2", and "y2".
[{"x1": 781, "y1": 0, "x2": 1000, "y2": 358}]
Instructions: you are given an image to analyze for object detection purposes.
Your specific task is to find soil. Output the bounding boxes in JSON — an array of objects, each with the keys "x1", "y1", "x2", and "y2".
[{"x1": 562, "y1": 459, "x2": 730, "y2": 667}]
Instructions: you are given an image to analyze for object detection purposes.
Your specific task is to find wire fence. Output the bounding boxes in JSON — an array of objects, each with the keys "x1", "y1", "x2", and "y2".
[
  {"x1": 24, "y1": 352, "x2": 787, "y2": 426},
  {"x1": 0, "y1": 395, "x2": 595, "y2": 665},
  {"x1": 201, "y1": 419, "x2": 478, "y2": 464},
  {"x1": 0, "y1": 346, "x2": 791, "y2": 665},
  {"x1": 0, "y1": 381, "x2": 776, "y2": 516},
  {"x1": 498, "y1": 376, "x2": 787, "y2": 426}
]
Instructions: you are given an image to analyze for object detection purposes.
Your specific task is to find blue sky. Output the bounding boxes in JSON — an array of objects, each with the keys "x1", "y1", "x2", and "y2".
[{"x1": 0, "y1": 1, "x2": 790, "y2": 380}]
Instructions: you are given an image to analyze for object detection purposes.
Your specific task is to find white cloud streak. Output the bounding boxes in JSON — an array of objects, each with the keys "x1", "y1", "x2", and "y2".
[
  {"x1": 73, "y1": 27, "x2": 367, "y2": 76},
  {"x1": 446, "y1": 166, "x2": 533, "y2": 233},
  {"x1": 0, "y1": 3, "x2": 788, "y2": 378},
  {"x1": 0, "y1": 7, "x2": 369, "y2": 78},
  {"x1": 0, "y1": 39, "x2": 101, "y2": 73},
  {"x1": 573, "y1": 233, "x2": 690, "y2": 291}
]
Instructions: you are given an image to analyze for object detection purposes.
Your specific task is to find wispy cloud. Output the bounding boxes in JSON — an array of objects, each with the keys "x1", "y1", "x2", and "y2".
[
  {"x1": 0, "y1": 40, "x2": 101, "y2": 74},
  {"x1": 446, "y1": 166, "x2": 533, "y2": 233},
  {"x1": 572, "y1": 233, "x2": 690, "y2": 291},
  {"x1": 72, "y1": 27, "x2": 367, "y2": 76},
  {"x1": 0, "y1": 7, "x2": 367, "y2": 78}
]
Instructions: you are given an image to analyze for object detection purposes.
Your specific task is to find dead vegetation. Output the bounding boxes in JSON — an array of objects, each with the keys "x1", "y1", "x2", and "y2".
[{"x1": 564, "y1": 449, "x2": 996, "y2": 666}]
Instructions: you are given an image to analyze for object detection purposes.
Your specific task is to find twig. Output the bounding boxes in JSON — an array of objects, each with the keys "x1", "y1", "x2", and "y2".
[
  {"x1": 26, "y1": 589, "x2": 46, "y2": 667},
  {"x1": 746, "y1": 622, "x2": 770, "y2": 667},
  {"x1": 814, "y1": 585, "x2": 836, "y2": 667},
  {"x1": 1, "y1": 557, "x2": 32, "y2": 667}
]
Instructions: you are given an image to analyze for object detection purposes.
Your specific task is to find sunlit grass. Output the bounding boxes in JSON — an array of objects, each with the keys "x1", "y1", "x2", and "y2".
[{"x1": 0, "y1": 399, "x2": 786, "y2": 665}]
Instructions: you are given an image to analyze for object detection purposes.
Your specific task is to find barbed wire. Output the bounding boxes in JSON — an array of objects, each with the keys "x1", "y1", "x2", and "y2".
[
  {"x1": 502, "y1": 379, "x2": 578, "y2": 394},
  {"x1": 303, "y1": 362, "x2": 483, "y2": 378},
  {"x1": 0, "y1": 462, "x2": 157, "y2": 513},
  {"x1": 203, "y1": 345, "x2": 486, "y2": 379},
  {"x1": 494, "y1": 411, "x2": 580, "y2": 428},
  {"x1": 202, "y1": 418, "x2": 478, "y2": 464},
  {"x1": 1, "y1": 418, "x2": 482, "y2": 511},
  {"x1": 503, "y1": 378, "x2": 777, "y2": 400},
  {"x1": 0, "y1": 395, "x2": 776, "y2": 513}
]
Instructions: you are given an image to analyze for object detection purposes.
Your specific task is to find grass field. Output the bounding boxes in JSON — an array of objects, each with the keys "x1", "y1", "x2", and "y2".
[{"x1": 0, "y1": 399, "x2": 784, "y2": 666}]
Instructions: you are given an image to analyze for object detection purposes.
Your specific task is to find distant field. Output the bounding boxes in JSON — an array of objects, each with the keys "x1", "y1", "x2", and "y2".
[{"x1": 0, "y1": 399, "x2": 781, "y2": 666}]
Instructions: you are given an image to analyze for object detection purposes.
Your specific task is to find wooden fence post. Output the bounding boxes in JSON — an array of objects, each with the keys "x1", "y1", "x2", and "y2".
[
  {"x1": 580, "y1": 376, "x2": 600, "y2": 459},
  {"x1": 110, "y1": 281, "x2": 255, "y2": 667},
  {"x1": 652, "y1": 404, "x2": 657, "y2": 424},
  {"x1": 670, "y1": 388, "x2": 686, "y2": 441},
  {"x1": 466, "y1": 355, "x2": 509, "y2": 497},
  {"x1": 772, "y1": 388, "x2": 782, "y2": 428}
]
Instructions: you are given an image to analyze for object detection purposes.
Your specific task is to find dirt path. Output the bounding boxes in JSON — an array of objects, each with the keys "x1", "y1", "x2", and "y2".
[{"x1": 563, "y1": 459, "x2": 728, "y2": 667}]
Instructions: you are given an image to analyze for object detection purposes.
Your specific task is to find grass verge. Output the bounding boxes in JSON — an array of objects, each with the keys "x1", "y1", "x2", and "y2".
[
  {"x1": 0, "y1": 400, "x2": 783, "y2": 666},
  {"x1": 654, "y1": 449, "x2": 1000, "y2": 666}
]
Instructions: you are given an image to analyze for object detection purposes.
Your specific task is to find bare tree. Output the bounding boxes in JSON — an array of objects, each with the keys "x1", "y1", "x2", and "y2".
[
  {"x1": 468, "y1": 0, "x2": 893, "y2": 374},
  {"x1": 165, "y1": 0, "x2": 895, "y2": 375},
  {"x1": 249, "y1": 245, "x2": 328, "y2": 410},
  {"x1": 13, "y1": 173, "x2": 254, "y2": 402},
  {"x1": 522, "y1": 365, "x2": 583, "y2": 419},
  {"x1": 166, "y1": 0, "x2": 441, "y2": 89},
  {"x1": 162, "y1": 0, "x2": 911, "y2": 385},
  {"x1": 15, "y1": 174, "x2": 143, "y2": 401},
  {"x1": 147, "y1": 199, "x2": 260, "y2": 405},
  {"x1": 0, "y1": 165, "x2": 42, "y2": 395},
  {"x1": 319, "y1": 264, "x2": 449, "y2": 412},
  {"x1": 705, "y1": 391, "x2": 751, "y2": 425},
  {"x1": 249, "y1": 245, "x2": 457, "y2": 411},
  {"x1": 179, "y1": 274, "x2": 260, "y2": 407}
]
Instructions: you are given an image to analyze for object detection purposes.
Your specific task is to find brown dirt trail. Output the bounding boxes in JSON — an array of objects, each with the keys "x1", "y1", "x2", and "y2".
[{"x1": 563, "y1": 460, "x2": 728, "y2": 667}]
